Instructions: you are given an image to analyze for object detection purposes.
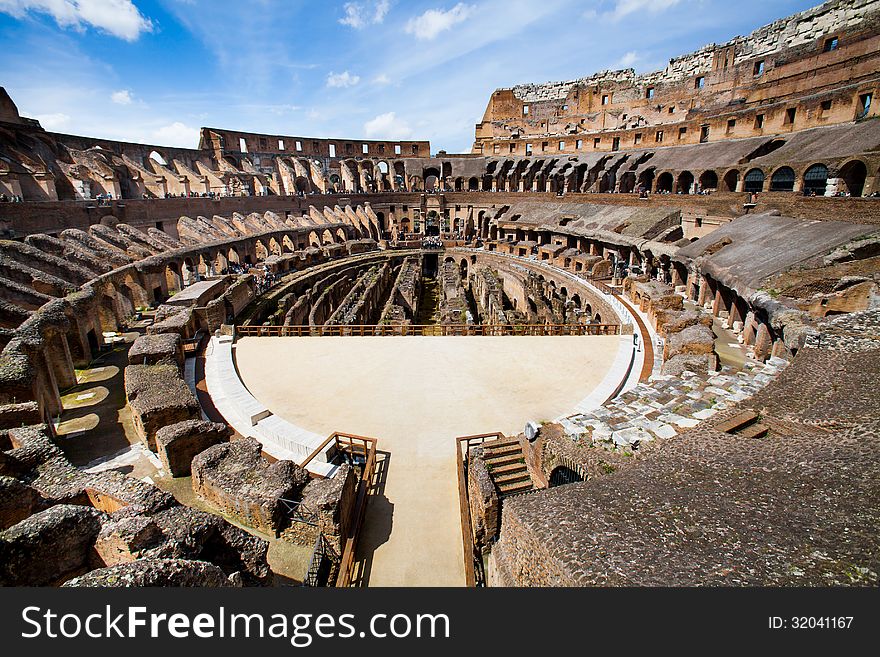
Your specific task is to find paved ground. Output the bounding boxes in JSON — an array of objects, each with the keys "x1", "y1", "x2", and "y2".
[{"x1": 234, "y1": 335, "x2": 620, "y2": 586}]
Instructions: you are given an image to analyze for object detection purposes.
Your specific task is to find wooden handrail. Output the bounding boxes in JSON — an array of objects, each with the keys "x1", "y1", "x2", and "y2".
[
  {"x1": 455, "y1": 432, "x2": 505, "y2": 587},
  {"x1": 237, "y1": 323, "x2": 621, "y2": 337}
]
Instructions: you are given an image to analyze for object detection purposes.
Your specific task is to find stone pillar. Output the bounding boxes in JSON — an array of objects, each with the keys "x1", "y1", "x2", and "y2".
[{"x1": 753, "y1": 323, "x2": 772, "y2": 361}]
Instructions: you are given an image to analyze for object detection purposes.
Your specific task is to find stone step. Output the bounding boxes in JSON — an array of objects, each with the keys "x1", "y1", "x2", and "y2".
[
  {"x1": 484, "y1": 454, "x2": 523, "y2": 468},
  {"x1": 494, "y1": 469, "x2": 531, "y2": 485},
  {"x1": 482, "y1": 442, "x2": 522, "y2": 458},
  {"x1": 738, "y1": 423, "x2": 769, "y2": 440},
  {"x1": 482, "y1": 437, "x2": 520, "y2": 450},
  {"x1": 714, "y1": 410, "x2": 759, "y2": 434},
  {"x1": 490, "y1": 462, "x2": 528, "y2": 476},
  {"x1": 498, "y1": 480, "x2": 534, "y2": 495}
]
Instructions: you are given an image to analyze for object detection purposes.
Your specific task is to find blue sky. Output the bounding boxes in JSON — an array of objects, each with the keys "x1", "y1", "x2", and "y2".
[{"x1": 0, "y1": 0, "x2": 820, "y2": 153}]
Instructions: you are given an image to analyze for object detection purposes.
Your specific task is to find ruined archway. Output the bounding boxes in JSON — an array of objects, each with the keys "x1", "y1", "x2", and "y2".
[
  {"x1": 839, "y1": 159, "x2": 867, "y2": 196},
  {"x1": 770, "y1": 166, "x2": 796, "y2": 192}
]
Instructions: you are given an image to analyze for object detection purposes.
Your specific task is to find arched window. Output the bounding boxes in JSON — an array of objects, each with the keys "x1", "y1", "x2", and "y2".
[
  {"x1": 744, "y1": 168, "x2": 765, "y2": 193},
  {"x1": 803, "y1": 164, "x2": 828, "y2": 195},
  {"x1": 769, "y1": 166, "x2": 796, "y2": 192}
]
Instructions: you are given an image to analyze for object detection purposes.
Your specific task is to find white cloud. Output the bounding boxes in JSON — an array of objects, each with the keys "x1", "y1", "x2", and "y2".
[
  {"x1": 607, "y1": 0, "x2": 683, "y2": 20},
  {"x1": 613, "y1": 51, "x2": 639, "y2": 68},
  {"x1": 404, "y1": 3, "x2": 474, "y2": 40},
  {"x1": 339, "y1": 0, "x2": 391, "y2": 29},
  {"x1": 111, "y1": 89, "x2": 133, "y2": 105},
  {"x1": 363, "y1": 111, "x2": 412, "y2": 139},
  {"x1": 0, "y1": 0, "x2": 154, "y2": 41},
  {"x1": 32, "y1": 112, "x2": 71, "y2": 130},
  {"x1": 373, "y1": 73, "x2": 391, "y2": 85},
  {"x1": 326, "y1": 70, "x2": 361, "y2": 88},
  {"x1": 152, "y1": 121, "x2": 199, "y2": 148}
]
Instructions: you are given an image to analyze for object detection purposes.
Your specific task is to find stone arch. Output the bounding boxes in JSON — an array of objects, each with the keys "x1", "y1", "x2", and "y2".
[
  {"x1": 468, "y1": 176, "x2": 479, "y2": 191},
  {"x1": 839, "y1": 159, "x2": 867, "y2": 196},
  {"x1": 182, "y1": 257, "x2": 198, "y2": 285},
  {"x1": 619, "y1": 171, "x2": 637, "y2": 193},
  {"x1": 699, "y1": 170, "x2": 718, "y2": 191},
  {"x1": 165, "y1": 262, "x2": 183, "y2": 293},
  {"x1": 803, "y1": 163, "x2": 829, "y2": 195},
  {"x1": 744, "y1": 168, "x2": 765, "y2": 193},
  {"x1": 769, "y1": 166, "x2": 796, "y2": 192},
  {"x1": 454, "y1": 177, "x2": 463, "y2": 191},
  {"x1": 336, "y1": 228, "x2": 347, "y2": 242},
  {"x1": 282, "y1": 235, "x2": 296, "y2": 253},
  {"x1": 322, "y1": 229, "x2": 334, "y2": 245},
  {"x1": 148, "y1": 150, "x2": 168, "y2": 167},
  {"x1": 638, "y1": 168, "x2": 656, "y2": 192},
  {"x1": 722, "y1": 169, "x2": 740, "y2": 192},
  {"x1": 213, "y1": 250, "x2": 228, "y2": 274},
  {"x1": 228, "y1": 247, "x2": 241, "y2": 265},
  {"x1": 677, "y1": 170, "x2": 694, "y2": 194},
  {"x1": 268, "y1": 237, "x2": 282, "y2": 256},
  {"x1": 254, "y1": 240, "x2": 269, "y2": 260},
  {"x1": 656, "y1": 171, "x2": 674, "y2": 193},
  {"x1": 423, "y1": 168, "x2": 440, "y2": 191}
]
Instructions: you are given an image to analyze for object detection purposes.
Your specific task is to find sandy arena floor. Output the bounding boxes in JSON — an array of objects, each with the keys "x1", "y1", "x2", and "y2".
[{"x1": 234, "y1": 335, "x2": 621, "y2": 586}]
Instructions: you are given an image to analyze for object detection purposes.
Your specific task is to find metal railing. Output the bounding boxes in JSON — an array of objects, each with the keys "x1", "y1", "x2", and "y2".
[
  {"x1": 237, "y1": 323, "x2": 620, "y2": 337},
  {"x1": 300, "y1": 432, "x2": 378, "y2": 587}
]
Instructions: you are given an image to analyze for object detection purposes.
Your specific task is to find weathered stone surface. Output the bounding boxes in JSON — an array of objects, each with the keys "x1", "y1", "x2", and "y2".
[
  {"x1": 143, "y1": 504, "x2": 272, "y2": 586},
  {"x1": 664, "y1": 323, "x2": 715, "y2": 360},
  {"x1": 156, "y1": 419, "x2": 229, "y2": 477},
  {"x1": 295, "y1": 463, "x2": 356, "y2": 553},
  {"x1": 467, "y1": 450, "x2": 499, "y2": 550},
  {"x1": 0, "y1": 504, "x2": 104, "y2": 585},
  {"x1": 0, "y1": 401, "x2": 41, "y2": 430},
  {"x1": 0, "y1": 475, "x2": 42, "y2": 529},
  {"x1": 192, "y1": 438, "x2": 309, "y2": 536},
  {"x1": 124, "y1": 363, "x2": 200, "y2": 450},
  {"x1": 661, "y1": 353, "x2": 714, "y2": 376},
  {"x1": 64, "y1": 559, "x2": 232, "y2": 587},
  {"x1": 128, "y1": 332, "x2": 184, "y2": 368}
]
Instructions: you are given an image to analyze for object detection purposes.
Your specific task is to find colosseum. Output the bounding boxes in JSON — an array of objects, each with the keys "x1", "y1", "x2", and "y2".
[{"x1": 0, "y1": 0, "x2": 878, "y2": 588}]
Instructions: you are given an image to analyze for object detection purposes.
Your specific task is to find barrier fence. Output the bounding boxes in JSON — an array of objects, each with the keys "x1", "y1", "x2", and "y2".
[
  {"x1": 237, "y1": 323, "x2": 620, "y2": 337},
  {"x1": 300, "y1": 432, "x2": 378, "y2": 588}
]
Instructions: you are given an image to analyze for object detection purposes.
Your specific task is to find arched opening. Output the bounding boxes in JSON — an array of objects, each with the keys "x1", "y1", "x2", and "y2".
[
  {"x1": 769, "y1": 166, "x2": 796, "y2": 192},
  {"x1": 467, "y1": 177, "x2": 479, "y2": 191},
  {"x1": 255, "y1": 240, "x2": 268, "y2": 260},
  {"x1": 803, "y1": 164, "x2": 829, "y2": 196},
  {"x1": 295, "y1": 177, "x2": 310, "y2": 194},
  {"x1": 322, "y1": 229, "x2": 334, "y2": 245},
  {"x1": 677, "y1": 171, "x2": 694, "y2": 194},
  {"x1": 336, "y1": 228, "x2": 347, "y2": 242},
  {"x1": 549, "y1": 465, "x2": 584, "y2": 487},
  {"x1": 425, "y1": 210, "x2": 440, "y2": 236},
  {"x1": 839, "y1": 160, "x2": 867, "y2": 196},
  {"x1": 308, "y1": 231, "x2": 321, "y2": 247},
  {"x1": 699, "y1": 170, "x2": 718, "y2": 191},
  {"x1": 722, "y1": 169, "x2": 739, "y2": 192},
  {"x1": 744, "y1": 168, "x2": 765, "y2": 193},
  {"x1": 148, "y1": 151, "x2": 167, "y2": 167},
  {"x1": 619, "y1": 172, "x2": 636, "y2": 193},
  {"x1": 454, "y1": 177, "x2": 463, "y2": 191},
  {"x1": 165, "y1": 262, "x2": 182, "y2": 293},
  {"x1": 656, "y1": 172, "x2": 674, "y2": 193},
  {"x1": 638, "y1": 168, "x2": 655, "y2": 192}
]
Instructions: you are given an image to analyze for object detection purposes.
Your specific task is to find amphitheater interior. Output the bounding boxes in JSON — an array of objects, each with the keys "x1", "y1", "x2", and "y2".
[{"x1": 0, "y1": 0, "x2": 878, "y2": 587}]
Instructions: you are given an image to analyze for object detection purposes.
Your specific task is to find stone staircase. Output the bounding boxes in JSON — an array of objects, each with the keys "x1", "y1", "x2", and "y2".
[
  {"x1": 480, "y1": 437, "x2": 534, "y2": 496},
  {"x1": 559, "y1": 357, "x2": 789, "y2": 450}
]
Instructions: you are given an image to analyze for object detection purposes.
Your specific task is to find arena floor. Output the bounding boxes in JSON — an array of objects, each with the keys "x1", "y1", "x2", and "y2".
[{"x1": 235, "y1": 335, "x2": 621, "y2": 586}]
